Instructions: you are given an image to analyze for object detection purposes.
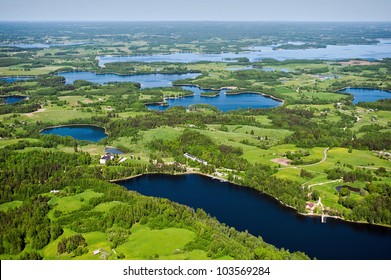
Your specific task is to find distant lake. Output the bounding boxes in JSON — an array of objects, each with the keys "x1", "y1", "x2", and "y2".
[
  {"x1": 57, "y1": 71, "x2": 200, "y2": 89},
  {"x1": 339, "y1": 88, "x2": 391, "y2": 104},
  {"x1": 0, "y1": 96, "x2": 27, "y2": 104},
  {"x1": 1, "y1": 42, "x2": 86, "y2": 49},
  {"x1": 119, "y1": 174, "x2": 391, "y2": 260},
  {"x1": 105, "y1": 147, "x2": 124, "y2": 154},
  {"x1": 147, "y1": 86, "x2": 281, "y2": 112},
  {"x1": 98, "y1": 40, "x2": 391, "y2": 66},
  {"x1": 40, "y1": 125, "x2": 107, "y2": 142},
  {"x1": 0, "y1": 77, "x2": 33, "y2": 83}
]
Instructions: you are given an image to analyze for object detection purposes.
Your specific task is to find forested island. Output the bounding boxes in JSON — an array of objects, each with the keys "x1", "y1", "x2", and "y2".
[{"x1": 0, "y1": 22, "x2": 391, "y2": 260}]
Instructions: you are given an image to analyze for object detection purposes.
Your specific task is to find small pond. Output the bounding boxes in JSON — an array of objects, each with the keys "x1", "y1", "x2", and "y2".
[
  {"x1": 40, "y1": 125, "x2": 108, "y2": 142},
  {"x1": 0, "y1": 96, "x2": 27, "y2": 104},
  {"x1": 339, "y1": 88, "x2": 391, "y2": 104},
  {"x1": 105, "y1": 147, "x2": 125, "y2": 154},
  {"x1": 336, "y1": 185, "x2": 361, "y2": 193}
]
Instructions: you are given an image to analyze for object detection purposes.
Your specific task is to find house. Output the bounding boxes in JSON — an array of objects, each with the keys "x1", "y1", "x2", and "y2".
[
  {"x1": 92, "y1": 249, "x2": 101, "y2": 256},
  {"x1": 100, "y1": 153, "x2": 114, "y2": 165},
  {"x1": 183, "y1": 152, "x2": 208, "y2": 165},
  {"x1": 306, "y1": 202, "x2": 315, "y2": 211}
]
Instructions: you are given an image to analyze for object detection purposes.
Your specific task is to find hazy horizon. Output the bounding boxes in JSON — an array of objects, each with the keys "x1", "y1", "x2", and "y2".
[{"x1": 1, "y1": 0, "x2": 390, "y2": 22}]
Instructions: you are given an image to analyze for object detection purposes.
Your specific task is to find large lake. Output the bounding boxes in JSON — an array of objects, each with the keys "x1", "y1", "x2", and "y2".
[
  {"x1": 147, "y1": 86, "x2": 281, "y2": 112},
  {"x1": 118, "y1": 174, "x2": 391, "y2": 260},
  {"x1": 40, "y1": 125, "x2": 107, "y2": 142},
  {"x1": 339, "y1": 88, "x2": 391, "y2": 104},
  {"x1": 57, "y1": 71, "x2": 200, "y2": 89},
  {"x1": 98, "y1": 40, "x2": 391, "y2": 66}
]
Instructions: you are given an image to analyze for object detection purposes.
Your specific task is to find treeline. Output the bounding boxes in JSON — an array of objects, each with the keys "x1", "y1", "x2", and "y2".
[
  {"x1": 0, "y1": 145, "x2": 309, "y2": 259},
  {"x1": 0, "y1": 148, "x2": 91, "y2": 203},
  {"x1": 0, "y1": 196, "x2": 60, "y2": 255},
  {"x1": 147, "y1": 129, "x2": 307, "y2": 211},
  {"x1": 357, "y1": 99, "x2": 391, "y2": 111},
  {"x1": 0, "y1": 102, "x2": 41, "y2": 115},
  {"x1": 54, "y1": 178, "x2": 309, "y2": 260},
  {"x1": 148, "y1": 129, "x2": 248, "y2": 170},
  {"x1": 269, "y1": 107, "x2": 352, "y2": 148},
  {"x1": 242, "y1": 163, "x2": 307, "y2": 212}
]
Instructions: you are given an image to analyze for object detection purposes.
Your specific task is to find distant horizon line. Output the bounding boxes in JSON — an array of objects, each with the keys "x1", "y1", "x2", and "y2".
[{"x1": 1, "y1": 20, "x2": 391, "y2": 23}]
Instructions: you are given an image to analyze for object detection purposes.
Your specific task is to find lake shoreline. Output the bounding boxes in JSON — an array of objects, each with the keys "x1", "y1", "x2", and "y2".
[
  {"x1": 111, "y1": 171, "x2": 391, "y2": 230},
  {"x1": 39, "y1": 123, "x2": 107, "y2": 133},
  {"x1": 173, "y1": 84, "x2": 285, "y2": 106}
]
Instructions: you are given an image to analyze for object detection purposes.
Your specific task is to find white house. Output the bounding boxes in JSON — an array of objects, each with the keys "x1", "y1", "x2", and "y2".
[{"x1": 100, "y1": 153, "x2": 114, "y2": 165}]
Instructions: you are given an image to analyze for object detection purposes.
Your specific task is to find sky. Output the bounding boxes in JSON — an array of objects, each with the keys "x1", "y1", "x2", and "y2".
[{"x1": 1, "y1": 0, "x2": 390, "y2": 22}]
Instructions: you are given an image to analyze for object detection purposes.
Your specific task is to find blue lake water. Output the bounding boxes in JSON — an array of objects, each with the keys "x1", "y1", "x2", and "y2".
[
  {"x1": 40, "y1": 125, "x2": 108, "y2": 142},
  {"x1": 118, "y1": 174, "x2": 391, "y2": 260},
  {"x1": 339, "y1": 88, "x2": 391, "y2": 104},
  {"x1": 57, "y1": 71, "x2": 200, "y2": 89},
  {"x1": 98, "y1": 40, "x2": 391, "y2": 66},
  {"x1": 105, "y1": 147, "x2": 124, "y2": 154},
  {"x1": 0, "y1": 96, "x2": 27, "y2": 104},
  {"x1": 147, "y1": 86, "x2": 281, "y2": 112},
  {"x1": 0, "y1": 77, "x2": 33, "y2": 83}
]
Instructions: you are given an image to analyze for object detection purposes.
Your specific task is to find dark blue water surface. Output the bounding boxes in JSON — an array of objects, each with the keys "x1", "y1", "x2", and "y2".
[
  {"x1": 0, "y1": 96, "x2": 27, "y2": 104},
  {"x1": 57, "y1": 71, "x2": 200, "y2": 89},
  {"x1": 40, "y1": 125, "x2": 107, "y2": 142},
  {"x1": 147, "y1": 86, "x2": 281, "y2": 112},
  {"x1": 339, "y1": 88, "x2": 391, "y2": 104},
  {"x1": 105, "y1": 147, "x2": 124, "y2": 154},
  {"x1": 118, "y1": 174, "x2": 391, "y2": 260},
  {"x1": 0, "y1": 77, "x2": 33, "y2": 83}
]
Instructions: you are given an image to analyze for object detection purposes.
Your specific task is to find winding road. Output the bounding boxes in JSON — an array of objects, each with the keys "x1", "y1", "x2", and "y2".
[{"x1": 278, "y1": 147, "x2": 329, "y2": 170}]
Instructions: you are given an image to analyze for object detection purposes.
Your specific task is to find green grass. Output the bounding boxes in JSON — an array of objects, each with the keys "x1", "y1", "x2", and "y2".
[
  {"x1": 115, "y1": 224, "x2": 203, "y2": 260},
  {"x1": 48, "y1": 190, "x2": 102, "y2": 216},
  {"x1": 0, "y1": 104, "x2": 101, "y2": 125},
  {"x1": 327, "y1": 147, "x2": 391, "y2": 168},
  {"x1": 94, "y1": 201, "x2": 125, "y2": 212},
  {"x1": 0, "y1": 65, "x2": 63, "y2": 76},
  {"x1": 0, "y1": 138, "x2": 39, "y2": 148},
  {"x1": 41, "y1": 228, "x2": 78, "y2": 260},
  {"x1": 0, "y1": 201, "x2": 23, "y2": 211},
  {"x1": 112, "y1": 126, "x2": 183, "y2": 163}
]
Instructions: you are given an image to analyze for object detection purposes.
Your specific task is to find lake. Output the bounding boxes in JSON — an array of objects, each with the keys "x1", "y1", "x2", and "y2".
[
  {"x1": 57, "y1": 71, "x2": 200, "y2": 89},
  {"x1": 40, "y1": 125, "x2": 108, "y2": 142},
  {"x1": 105, "y1": 147, "x2": 124, "y2": 154},
  {"x1": 339, "y1": 88, "x2": 391, "y2": 104},
  {"x1": 118, "y1": 174, "x2": 391, "y2": 260},
  {"x1": 0, "y1": 96, "x2": 27, "y2": 104},
  {"x1": 147, "y1": 86, "x2": 281, "y2": 112},
  {"x1": 98, "y1": 40, "x2": 391, "y2": 66},
  {"x1": 0, "y1": 77, "x2": 33, "y2": 83}
]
